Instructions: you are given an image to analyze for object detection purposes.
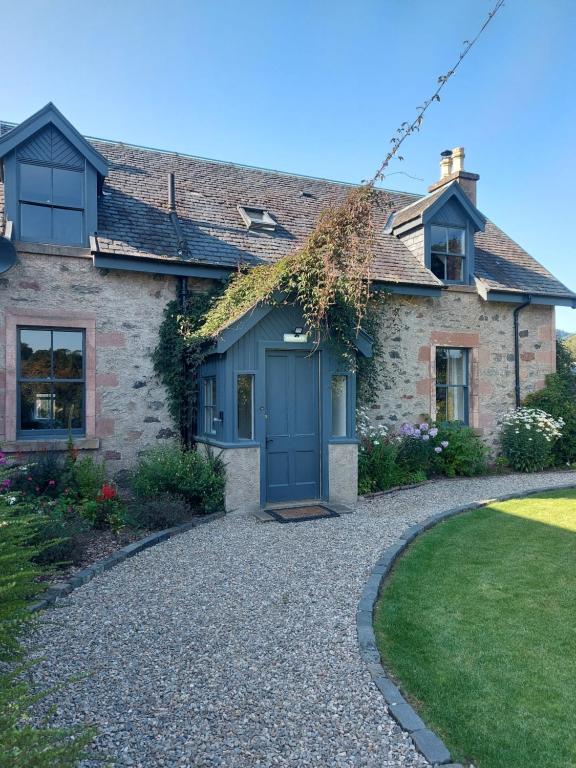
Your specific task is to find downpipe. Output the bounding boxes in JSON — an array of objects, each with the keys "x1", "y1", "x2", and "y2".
[{"x1": 513, "y1": 295, "x2": 532, "y2": 408}]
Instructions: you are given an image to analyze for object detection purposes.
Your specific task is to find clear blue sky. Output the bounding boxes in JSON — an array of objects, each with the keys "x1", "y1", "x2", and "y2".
[{"x1": 3, "y1": 0, "x2": 575, "y2": 331}]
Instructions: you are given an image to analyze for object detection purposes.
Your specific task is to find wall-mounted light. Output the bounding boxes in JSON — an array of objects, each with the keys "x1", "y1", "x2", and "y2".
[{"x1": 294, "y1": 327, "x2": 304, "y2": 336}]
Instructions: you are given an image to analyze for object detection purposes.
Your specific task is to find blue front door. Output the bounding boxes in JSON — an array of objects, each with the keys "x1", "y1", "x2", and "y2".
[{"x1": 265, "y1": 350, "x2": 320, "y2": 503}]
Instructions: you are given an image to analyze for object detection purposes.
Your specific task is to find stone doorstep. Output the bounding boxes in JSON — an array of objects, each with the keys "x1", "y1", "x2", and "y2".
[
  {"x1": 28, "y1": 511, "x2": 225, "y2": 613},
  {"x1": 357, "y1": 481, "x2": 576, "y2": 767}
]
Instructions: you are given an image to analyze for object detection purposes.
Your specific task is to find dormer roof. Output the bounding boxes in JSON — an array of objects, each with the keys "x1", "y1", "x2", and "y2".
[
  {"x1": 390, "y1": 180, "x2": 486, "y2": 233},
  {"x1": 0, "y1": 103, "x2": 108, "y2": 178}
]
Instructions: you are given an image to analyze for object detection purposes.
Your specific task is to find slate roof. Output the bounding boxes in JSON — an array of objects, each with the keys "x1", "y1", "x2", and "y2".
[
  {"x1": 389, "y1": 186, "x2": 446, "y2": 229},
  {"x1": 0, "y1": 119, "x2": 574, "y2": 300}
]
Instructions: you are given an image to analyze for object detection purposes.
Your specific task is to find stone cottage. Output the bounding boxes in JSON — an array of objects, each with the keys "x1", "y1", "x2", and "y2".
[{"x1": 0, "y1": 104, "x2": 574, "y2": 510}]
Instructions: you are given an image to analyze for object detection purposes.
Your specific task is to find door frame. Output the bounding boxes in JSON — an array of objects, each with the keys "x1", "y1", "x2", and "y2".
[{"x1": 257, "y1": 340, "x2": 323, "y2": 507}]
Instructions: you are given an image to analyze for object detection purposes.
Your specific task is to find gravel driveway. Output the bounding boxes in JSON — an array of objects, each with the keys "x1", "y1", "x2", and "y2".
[{"x1": 29, "y1": 472, "x2": 576, "y2": 767}]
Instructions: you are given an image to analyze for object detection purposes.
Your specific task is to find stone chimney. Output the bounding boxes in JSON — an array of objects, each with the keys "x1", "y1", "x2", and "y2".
[{"x1": 428, "y1": 147, "x2": 479, "y2": 206}]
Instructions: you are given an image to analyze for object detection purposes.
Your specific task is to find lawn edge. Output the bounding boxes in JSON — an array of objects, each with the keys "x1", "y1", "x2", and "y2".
[
  {"x1": 356, "y1": 481, "x2": 576, "y2": 768},
  {"x1": 27, "y1": 511, "x2": 226, "y2": 613}
]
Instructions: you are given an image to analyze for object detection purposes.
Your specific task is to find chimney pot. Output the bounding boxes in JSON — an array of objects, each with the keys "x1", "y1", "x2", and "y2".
[
  {"x1": 429, "y1": 145, "x2": 479, "y2": 206},
  {"x1": 452, "y1": 146, "x2": 465, "y2": 173}
]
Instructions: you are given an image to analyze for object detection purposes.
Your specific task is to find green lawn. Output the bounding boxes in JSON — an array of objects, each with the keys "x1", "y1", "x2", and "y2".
[{"x1": 374, "y1": 489, "x2": 576, "y2": 768}]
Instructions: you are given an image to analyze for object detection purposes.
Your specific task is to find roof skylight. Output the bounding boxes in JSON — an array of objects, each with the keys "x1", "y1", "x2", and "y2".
[{"x1": 237, "y1": 205, "x2": 277, "y2": 231}]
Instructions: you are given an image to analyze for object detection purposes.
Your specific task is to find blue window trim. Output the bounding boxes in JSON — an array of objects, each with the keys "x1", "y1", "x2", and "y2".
[
  {"x1": 429, "y1": 223, "x2": 467, "y2": 285},
  {"x1": 17, "y1": 326, "x2": 86, "y2": 439},
  {"x1": 17, "y1": 159, "x2": 88, "y2": 247},
  {"x1": 435, "y1": 347, "x2": 470, "y2": 426}
]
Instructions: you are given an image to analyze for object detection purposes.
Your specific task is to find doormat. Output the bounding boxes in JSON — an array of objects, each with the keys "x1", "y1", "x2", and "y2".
[{"x1": 267, "y1": 505, "x2": 340, "y2": 524}]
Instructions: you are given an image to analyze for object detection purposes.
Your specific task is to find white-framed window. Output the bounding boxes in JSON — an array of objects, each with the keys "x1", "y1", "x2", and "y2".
[
  {"x1": 203, "y1": 377, "x2": 217, "y2": 435},
  {"x1": 237, "y1": 374, "x2": 254, "y2": 440},
  {"x1": 430, "y1": 225, "x2": 465, "y2": 282}
]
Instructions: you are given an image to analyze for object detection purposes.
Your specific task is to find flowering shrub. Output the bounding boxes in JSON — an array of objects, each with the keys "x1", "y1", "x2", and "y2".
[
  {"x1": 500, "y1": 407, "x2": 564, "y2": 472},
  {"x1": 524, "y1": 341, "x2": 576, "y2": 465},
  {"x1": 357, "y1": 411, "x2": 427, "y2": 493},
  {"x1": 395, "y1": 421, "x2": 448, "y2": 476},
  {"x1": 432, "y1": 422, "x2": 488, "y2": 477}
]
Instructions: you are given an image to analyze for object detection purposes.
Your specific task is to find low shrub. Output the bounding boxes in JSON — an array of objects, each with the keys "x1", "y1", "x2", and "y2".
[
  {"x1": 78, "y1": 483, "x2": 125, "y2": 531},
  {"x1": 66, "y1": 455, "x2": 106, "y2": 500},
  {"x1": 126, "y1": 492, "x2": 192, "y2": 530},
  {"x1": 7, "y1": 452, "x2": 64, "y2": 498},
  {"x1": 395, "y1": 422, "x2": 449, "y2": 476},
  {"x1": 131, "y1": 445, "x2": 225, "y2": 514},
  {"x1": 500, "y1": 407, "x2": 564, "y2": 472},
  {"x1": 523, "y1": 341, "x2": 576, "y2": 465},
  {"x1": 357, "y1": 410, "x2": 427, "y2": 493},
  {"x1": 432, "y1": 422, "x2": 488, "y2": 477}
]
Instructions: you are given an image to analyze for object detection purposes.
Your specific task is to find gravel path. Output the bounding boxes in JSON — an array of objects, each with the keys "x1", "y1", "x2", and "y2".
[{"x1": 29, "y1": 472, "x2": 576, "y2": 767}]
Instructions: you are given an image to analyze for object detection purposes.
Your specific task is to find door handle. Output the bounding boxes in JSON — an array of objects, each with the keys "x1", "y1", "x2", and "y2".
[{"x1": 266, "y1": 437, "x2": 274, "y2": 445}]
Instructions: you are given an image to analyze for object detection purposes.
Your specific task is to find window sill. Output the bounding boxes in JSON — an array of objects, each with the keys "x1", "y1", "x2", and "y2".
[
  {"x1": 2, "y1": 437, "x2": 100, "y2": 453},
  {"x1": 442, "y1": 284, "x2": 478, "y2": 293},
  {"x1": 15, "y1": 241, "x2": 92, "y2": 259}
]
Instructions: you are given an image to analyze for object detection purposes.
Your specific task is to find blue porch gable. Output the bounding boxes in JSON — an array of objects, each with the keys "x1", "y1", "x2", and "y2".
[{"x1": 196, "y1": 303, "x2": 365, "y2": 507}]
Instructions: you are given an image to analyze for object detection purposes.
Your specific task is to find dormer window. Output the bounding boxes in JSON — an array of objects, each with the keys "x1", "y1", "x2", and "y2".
[
  {"x1": 237, "y1": 205, "x2": 277, "y2": 231},
  {"x1": 0, "y1": 104, "x2": 109, "y2": 249},
  {"x1": 430, "y1": 225, "x2": 465, "y2": 282},
  {"x1": 19, "y1": 162, "x2": 85, "y2": 246}
]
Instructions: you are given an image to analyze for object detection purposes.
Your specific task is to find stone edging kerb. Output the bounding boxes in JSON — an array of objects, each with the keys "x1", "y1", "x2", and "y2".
[
  {"x1": 29, "y1": 511, "x2": 225, "y2": 613},
  {"x1": 356, "y1": 484, "x2": 576, "y2": 768}
]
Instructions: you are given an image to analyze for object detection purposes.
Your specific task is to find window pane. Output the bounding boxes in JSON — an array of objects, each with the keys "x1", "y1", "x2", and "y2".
[
  {"x1": 431, "y1": 252, "x2": 446, "y2": 280},
  {"x1": 430, "y1": 225, "x2": 447, "y2": 253},
  {"x1": 331, "y1": 375, "x2": 347, "y2": 437},
  {"x1": 53, "y1": 168, "x2": 83, "y2": 207},
  {"x1": 435, "y1": 386, "x2": 447, "y2": 422},
  {"x1": 447, "y1": 386, "x2": 466, "y2": 422},
  {"x1": 204, "y1": 378, "x2": 216, "y2": 434},
  {"x1": 447, "y1": 228, "x2": 465, "y2": 254},
  {"x1": 20, "y1": 329, "x2": 52, "y2": 379},
  {"x1": 20, "y1": 163, "x2": 51, "y2": 203},
  {"x1": 53, "y1": 208, "x2": 83, "y2": 245},
  {"x1": 447, "y1": 348, "x2": 466, "y2": 385},
  {"x1": 20, "y1": 203, "x2": 51, "y2": 242},
  {"x1": 53, "y1": 383, "x2": 83, "y2": 430},
  {"x1": 245, "y1": 208, "x2": 265, "y2": 222},
  {"x1": 20, "y1": 383, "x2": 54, "y2": 430},
  {"x1": 237, "y1": 374, "x2": 254, "y2": 439},
  {"x1": 53, "y1": 331, "x2": 83, "y2": 379},
  {"x1": 435, "y1": 347, "x2": 448, "y2": 385},
  {"x1": 446, "y1": 255, "x2": 463, "y2": 281}
]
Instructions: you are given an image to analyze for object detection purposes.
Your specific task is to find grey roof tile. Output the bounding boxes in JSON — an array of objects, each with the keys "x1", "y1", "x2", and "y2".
[{"x1": 0, "y1": 121, "x2": 573, "y2": 300}]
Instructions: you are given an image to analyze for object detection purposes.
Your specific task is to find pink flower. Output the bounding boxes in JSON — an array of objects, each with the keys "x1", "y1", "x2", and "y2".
[{"x1": 48, "y1": 480, "x2": 56, "y2": 486}]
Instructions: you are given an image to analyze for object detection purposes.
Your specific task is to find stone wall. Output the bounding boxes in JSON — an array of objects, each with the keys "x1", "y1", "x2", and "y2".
[
  {"x1": 0, "y1": 247, "x2": 213, "y2": 470},
  {"x1": 328, "y1": 442, "x2": 358, "y2": 505},
  {"x1": 372, "y1": 288, "x2": 555, "y2": 448}
]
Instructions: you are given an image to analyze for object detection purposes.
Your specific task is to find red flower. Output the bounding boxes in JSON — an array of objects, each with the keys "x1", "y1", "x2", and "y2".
[{"x1": 97, "y1": 483, "x2": 117, "y2": 502}]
